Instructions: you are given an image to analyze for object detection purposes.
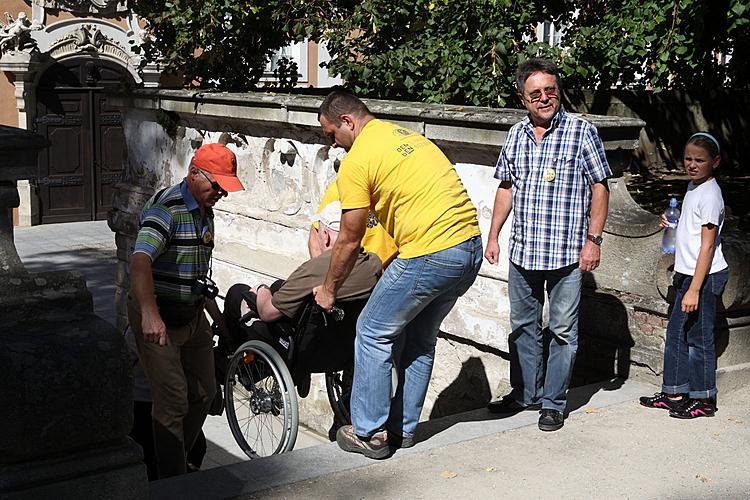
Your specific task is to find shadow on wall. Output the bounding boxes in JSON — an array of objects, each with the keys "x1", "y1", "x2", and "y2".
[
  {"x1": 428, "y1": 274, "x2": 637, "y2": 420},
  {"x1": 573, "y1": 273, "x2": 633, "y2": 390},
  {"x1": 429, "y1": 356, "x2": 492, "y2": 419}
]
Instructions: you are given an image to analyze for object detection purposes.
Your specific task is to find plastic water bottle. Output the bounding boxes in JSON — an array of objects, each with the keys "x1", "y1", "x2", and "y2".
[{"x1": 661, "y1": 198, "x2": 680, "y2": 254}]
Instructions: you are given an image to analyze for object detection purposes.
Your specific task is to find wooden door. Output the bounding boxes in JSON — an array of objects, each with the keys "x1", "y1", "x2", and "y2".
[
  {"x1": 35, "y1": 58, "x2": 130, "y2": 224},
  {"x1": 36, "y1": 90, "x2": 92, "y2": 223},
  {"x1": 93, "y1": 94, "x2": 124, "y2": 220}
]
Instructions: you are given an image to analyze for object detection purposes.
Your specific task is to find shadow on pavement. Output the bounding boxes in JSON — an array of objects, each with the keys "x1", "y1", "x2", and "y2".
[
  {"x1": 18, "y1": 247, "x2": 117, "y2": 325},
  {"x1": 415, "y1": 378, "x2": 626, "y2": 446}
]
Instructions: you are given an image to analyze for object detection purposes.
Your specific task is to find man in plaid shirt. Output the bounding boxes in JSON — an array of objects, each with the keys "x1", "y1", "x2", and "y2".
[{"x1": 484, "y1": 58, "x2": 612, "y2": 432}]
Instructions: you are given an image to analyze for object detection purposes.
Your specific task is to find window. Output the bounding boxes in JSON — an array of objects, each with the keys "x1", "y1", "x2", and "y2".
[
  {"x1": 537, "y1": 21, "x2": 564, "y2": 47},
  {"x1": 264, "y1": 41, "x2": 309, "y2": 83}
]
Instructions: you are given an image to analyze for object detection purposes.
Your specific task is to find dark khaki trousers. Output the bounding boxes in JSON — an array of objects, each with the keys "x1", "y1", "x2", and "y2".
[{"x1": 128, "y1": 297, "x2": 215, "y2": 479}]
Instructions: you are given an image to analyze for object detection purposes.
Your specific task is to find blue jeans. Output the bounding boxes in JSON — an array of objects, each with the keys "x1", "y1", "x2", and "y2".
[
  {"x1": 350, "y1": 236, "x2": 483, "y2": 439},
  {"x1": 508, "y1": 261, "x2": 582, "y2": 412},
  {"x1": 662, "y1": 270, "x2": 728, "y2": 399}
]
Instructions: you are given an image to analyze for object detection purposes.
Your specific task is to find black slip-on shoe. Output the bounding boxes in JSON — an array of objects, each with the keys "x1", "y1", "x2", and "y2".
[
  {"x1": 538, "y1": 409, "x2": 564, "y2": 431},
  {"x1": 487, "y1": 396, "x2": 542, "y2": 414}
]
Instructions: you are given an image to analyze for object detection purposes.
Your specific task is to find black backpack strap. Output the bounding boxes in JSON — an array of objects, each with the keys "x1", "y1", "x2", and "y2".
[
  {"x1": 138, "y1": 185, "x2": 175, "y2": 248},
  {"x1": 153, "y1": 186, "x2": 171, "y2": 203},
  {"x1": 138, "y1": 186, "x2": 171, "y2": 231}
]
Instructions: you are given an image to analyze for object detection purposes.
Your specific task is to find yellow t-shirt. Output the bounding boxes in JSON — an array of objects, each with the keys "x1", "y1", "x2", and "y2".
[
  {"x1": 336, "y1": 119, "x2": 481, "y2": 259},
  {"x1": 315, "y1": 182, "x2": 398, "y2": 266}
]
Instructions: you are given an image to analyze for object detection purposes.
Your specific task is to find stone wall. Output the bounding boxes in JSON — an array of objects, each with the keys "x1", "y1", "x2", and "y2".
[{"x1": 107, "y1": 90, "x2": 750, "y2": 435}]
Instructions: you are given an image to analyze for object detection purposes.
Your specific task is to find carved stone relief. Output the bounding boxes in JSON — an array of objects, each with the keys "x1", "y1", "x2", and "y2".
[
  {"x1": 258, "y1": 139, "x2": 307, "y2": 215},
  {"x1": 199, "y1": 135, "x2": 338, "y2": 218},
  {"x1": 0, "y1": 12, "x2": 43, "y2": 56},
  {"x1": 32, "y1": 0, "x2": 129, "y2": 15},
  {"x1": 47, "y1": 24, "x2": 130, "y2": 64}
]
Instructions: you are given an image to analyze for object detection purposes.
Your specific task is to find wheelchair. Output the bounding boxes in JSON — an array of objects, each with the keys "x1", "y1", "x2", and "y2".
[{"x1": 220, "y1": 283, "x2": 363, "y2": 459}]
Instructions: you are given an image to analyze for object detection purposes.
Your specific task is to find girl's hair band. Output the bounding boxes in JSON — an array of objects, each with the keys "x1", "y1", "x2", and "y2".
[{"x1": 689, "y1": 132, "x2": 720, "y2": 155}]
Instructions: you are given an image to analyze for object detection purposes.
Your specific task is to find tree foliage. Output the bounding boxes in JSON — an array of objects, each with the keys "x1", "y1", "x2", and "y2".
[
  {"x1": 560, "y1": 0, "x2": 750, "y2": 91},
  {"x1": 132, "y1": 0, "x2": 320, "y2": 89},
  {"x1": 315, "y1": 0, "x2": 750, "y2": 104},
  {"x1": 309, "y1": 0, "x2": 573, "y2": 107},
  {"x1": 133, "y1": 0, "x2": 750, "y2": 102}
]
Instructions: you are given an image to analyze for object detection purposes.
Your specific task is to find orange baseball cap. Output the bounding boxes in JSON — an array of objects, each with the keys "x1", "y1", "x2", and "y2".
[{"x1": 191, "y1": 143, "x2": 245, "y2": 192}]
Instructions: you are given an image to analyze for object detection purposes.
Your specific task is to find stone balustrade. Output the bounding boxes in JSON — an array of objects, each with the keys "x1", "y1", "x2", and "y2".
[{"x1": 107, "y1": 89, "x2": 750, "y2": 434}]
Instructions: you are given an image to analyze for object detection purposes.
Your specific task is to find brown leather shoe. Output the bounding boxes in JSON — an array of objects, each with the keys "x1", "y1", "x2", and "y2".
[{"x1": 336, "y1": 425, "x2": 392, "y2": 459}]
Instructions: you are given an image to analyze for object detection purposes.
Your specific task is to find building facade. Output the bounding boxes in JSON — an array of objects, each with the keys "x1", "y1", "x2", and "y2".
[
  {"x1": 0, "y1": 1, "x2": 161, "y2": 225},
  {"x1": 0, "y1": 1, "x2": 338, "y2": 226}
]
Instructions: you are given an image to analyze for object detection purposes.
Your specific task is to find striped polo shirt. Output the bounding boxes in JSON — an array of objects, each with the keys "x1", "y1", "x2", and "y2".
[
  {"x1": 133, "y1": 181, "x2": 214, "y2": 303},
  {"x1": 494, "y1": 108, "x2": 611, "y2": 270}
]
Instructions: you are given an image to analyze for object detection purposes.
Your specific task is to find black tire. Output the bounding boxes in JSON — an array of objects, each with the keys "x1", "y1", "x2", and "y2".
[{"x1": 224, "y1": 340, "x2": 298, "y2": 458}]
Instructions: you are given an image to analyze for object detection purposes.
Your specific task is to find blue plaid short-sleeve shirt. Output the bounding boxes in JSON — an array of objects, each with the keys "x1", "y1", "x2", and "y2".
[{"x1": 494, "y1": 108, "x2": 611, "y2": 271}]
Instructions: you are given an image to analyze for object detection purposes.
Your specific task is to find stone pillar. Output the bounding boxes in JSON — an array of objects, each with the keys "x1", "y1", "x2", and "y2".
[
  {"x1": 108, "y1": 182, "x2": 156, "y2": 330},
  {"x1": 0, "y1": 51, "x2": 42, "y2": 227},
  {"x1": 15, "y1": 179, "x2": 38, "y2": 226},
  {"x1": 0, "y1": 52, "x2": 40, "y2": 130},
  {"x1": 0, "y1": 181, "x2": 23, "y2": 274},
  {"x1": 0, "y1": 125, "x2": 147, "y2": 499}
]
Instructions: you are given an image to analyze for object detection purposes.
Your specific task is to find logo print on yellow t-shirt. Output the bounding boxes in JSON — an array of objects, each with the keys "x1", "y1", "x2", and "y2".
[
  {"x1": 367, "y1": 212, "x2": 379, "y2": 228},
  {"x1": 396, "y1": 144, "x2": 415, "y2": 157},
  {"x1": 393, "y1": 128, "x2": 413, "y2": 137}
]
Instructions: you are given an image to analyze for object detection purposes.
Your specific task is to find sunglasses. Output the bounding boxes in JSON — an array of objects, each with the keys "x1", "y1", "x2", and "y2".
[
  {"x1": 198, "y1": 170, "x2": 226, "y2": 193},
  {"x1": 525, "y1": 85, "x2": 559, "y2": 103}
]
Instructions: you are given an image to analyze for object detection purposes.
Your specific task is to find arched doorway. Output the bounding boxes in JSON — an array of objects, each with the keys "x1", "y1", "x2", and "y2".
[{"x1": 34, "y1": 57, "x2": 133, "y2": 223}]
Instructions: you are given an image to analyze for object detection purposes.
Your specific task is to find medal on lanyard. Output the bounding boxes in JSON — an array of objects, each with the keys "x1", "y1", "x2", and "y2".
[
  {"x1": 543, "y1": 166, "x2": 556, "y2": 182},
  {"x1": 202, "y1": 229, "x2": 213, "y2": 245},
  {"x1": 194, "y1": 214, "x2": 213, "y2": 246},
  {"x1": 543, "y1": 157, "x2": 557, "y2": 182}
]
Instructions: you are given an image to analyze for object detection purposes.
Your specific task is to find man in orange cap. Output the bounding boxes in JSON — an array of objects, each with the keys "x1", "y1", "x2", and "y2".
[{"x1": 128, "y1": 142, "x2": 244, "y2": 478}]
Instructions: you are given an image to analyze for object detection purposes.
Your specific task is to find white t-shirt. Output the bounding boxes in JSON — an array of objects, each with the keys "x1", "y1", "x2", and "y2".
[{"x1": 674, "y1": 177, "x2": 728, "y2": 275}]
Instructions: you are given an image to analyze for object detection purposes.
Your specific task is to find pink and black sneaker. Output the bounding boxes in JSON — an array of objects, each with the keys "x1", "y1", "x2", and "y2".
[
  {"x1": 639, "y1": 392, "x2": 686, "y2": 411},
  {"x1": 669, "y1": 399, "x2": 717, "y2": 419}
]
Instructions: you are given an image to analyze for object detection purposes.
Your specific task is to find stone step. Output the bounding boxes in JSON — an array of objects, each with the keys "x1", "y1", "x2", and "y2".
[{"x1": 150, "y1": 379, "x2": 654, "y2": 499}]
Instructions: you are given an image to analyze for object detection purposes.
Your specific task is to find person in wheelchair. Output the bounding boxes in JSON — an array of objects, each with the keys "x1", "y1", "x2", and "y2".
[{"x1": 219, "y1": 201, "x2": 381, "y2": 398}]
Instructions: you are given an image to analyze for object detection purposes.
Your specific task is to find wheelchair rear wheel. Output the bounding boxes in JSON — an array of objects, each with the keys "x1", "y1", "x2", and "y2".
[
  {"x1": 325, "y1": 364, "x2": 353, "y2": 426},
  {"x1": 224, "y1": 340, "x2": 298, "y2": 458}
]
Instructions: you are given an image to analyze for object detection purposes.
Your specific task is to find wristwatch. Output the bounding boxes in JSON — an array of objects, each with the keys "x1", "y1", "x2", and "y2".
[{"x1": 587, "y1": 234, "x2": 603, "y2": 246}]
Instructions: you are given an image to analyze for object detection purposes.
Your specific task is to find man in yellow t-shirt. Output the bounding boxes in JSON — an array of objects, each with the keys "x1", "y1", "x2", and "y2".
[
  {"x1": 313, "y1": 90, "x2": 483, "y2": 459},
  {"x1": 309, "y1": 181, "x2": 398, "y2": 268}
]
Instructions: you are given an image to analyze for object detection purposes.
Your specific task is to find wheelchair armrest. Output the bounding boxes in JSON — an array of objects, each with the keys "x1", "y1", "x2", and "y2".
[
  {"x1": 240, "y1": 289, "x2": 257, "y2": 310},
  {"x1": 238, "y1": 290, "x2": 258, "y2": 324}
]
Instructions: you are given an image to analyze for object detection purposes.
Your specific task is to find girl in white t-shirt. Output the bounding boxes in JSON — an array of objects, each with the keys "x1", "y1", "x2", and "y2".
[{"x1": 640, "y1": 132, "x2": 729, "y2": 419}]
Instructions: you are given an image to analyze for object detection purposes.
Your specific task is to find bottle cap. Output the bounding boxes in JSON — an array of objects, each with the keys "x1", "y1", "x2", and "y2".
[{"x1": 669, "y1": 198, "x2": 677, "y2": 208}]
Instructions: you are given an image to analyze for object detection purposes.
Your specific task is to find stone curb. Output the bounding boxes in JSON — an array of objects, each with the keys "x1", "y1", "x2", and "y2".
[{"x1": 151, "y1": 379, "x2": 655, "y2": 500}]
